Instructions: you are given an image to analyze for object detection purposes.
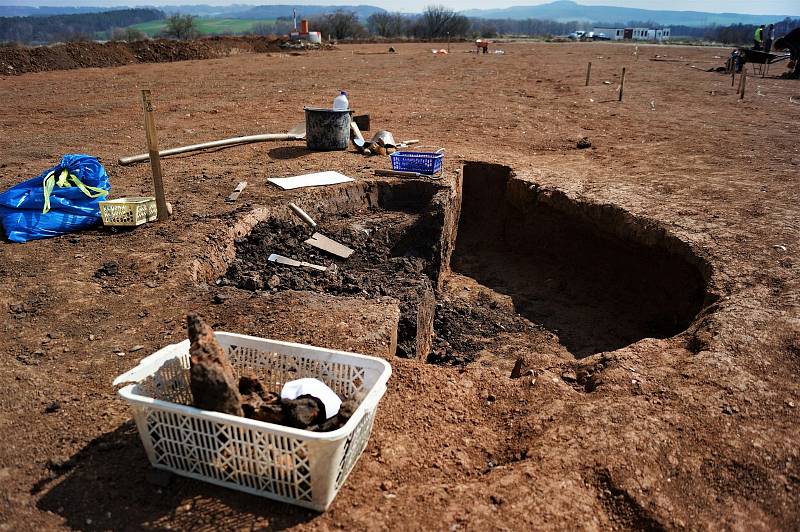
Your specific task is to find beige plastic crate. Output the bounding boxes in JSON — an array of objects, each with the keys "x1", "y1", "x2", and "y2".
[
  {"x1": 99, "y1": 197, "x2": 157, "y2": 226},
  {"x1": 113, "y1": 333, "x2": 392, "y2": 511}
]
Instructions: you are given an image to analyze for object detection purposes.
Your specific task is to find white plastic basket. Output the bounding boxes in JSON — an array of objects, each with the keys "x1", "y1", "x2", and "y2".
[{"x1": 113, "y1": 333, "x2": 392, "y2": 511}]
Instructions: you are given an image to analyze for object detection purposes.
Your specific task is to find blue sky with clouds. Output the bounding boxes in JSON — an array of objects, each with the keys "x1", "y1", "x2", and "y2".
[{"x1": 3, "y1": 0, "x2": 798, "y2": 16}]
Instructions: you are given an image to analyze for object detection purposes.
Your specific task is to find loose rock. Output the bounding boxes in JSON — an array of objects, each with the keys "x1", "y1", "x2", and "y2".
[{"x1": 187, "y1": 313, "x2": 243, "y2": 416}]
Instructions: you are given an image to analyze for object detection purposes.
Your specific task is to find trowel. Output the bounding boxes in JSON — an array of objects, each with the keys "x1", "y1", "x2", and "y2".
[
  {"x1": 267, "y1": 253, "x2": 328, "y2": 272},
  {"x1": 288, "y1": 203, "x2": 355, "y2": 259},
  {"x1": 305, "y1": 232, "x2": 354, "y2": 259}
]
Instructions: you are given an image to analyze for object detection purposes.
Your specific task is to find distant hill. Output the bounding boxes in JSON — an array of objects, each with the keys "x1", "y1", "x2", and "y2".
[
  {"x1": 461, "y1": 0, "x2": 795, "y2": 27},
  {"x1": 1, "y1": 4, "x2": 387, "y2": 21},
  {"x1": 0, "y1": 8, "x2": 163, "y2": 43},
  {"x1": 233, "y1": 5, "x2": 385, "y2": 20},
  {"x1": 156, "y1": 4, "x2": 386, "y2": 21},
  {"x1": 0, "y1": 6, "x2": 117, "y2": 17}
]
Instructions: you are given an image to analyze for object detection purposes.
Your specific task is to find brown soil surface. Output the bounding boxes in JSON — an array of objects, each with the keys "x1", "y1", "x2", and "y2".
[{"x1": 1, "y1": 42, "x2": 799, "y2": 530}]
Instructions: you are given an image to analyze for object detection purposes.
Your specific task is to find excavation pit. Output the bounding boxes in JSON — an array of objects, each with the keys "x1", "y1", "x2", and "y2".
[
  {"x1": 452, "y1": 162, "x2": 710, "y2": 359},
  {"x1": 221, "y1": 180, "x2": 452, "y2": 359},
  {"x1": 221, "y1": 164, "x2": 709, "y2": 365}
]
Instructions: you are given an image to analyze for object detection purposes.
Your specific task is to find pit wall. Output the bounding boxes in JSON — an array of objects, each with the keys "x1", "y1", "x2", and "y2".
[{"x1": 458, "y1": 161, "x2": 712, "y2": 284}]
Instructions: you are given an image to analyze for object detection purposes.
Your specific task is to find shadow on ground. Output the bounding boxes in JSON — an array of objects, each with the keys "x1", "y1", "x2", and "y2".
[
  {"x1": 268, "y1": 146, "x2": 311, "y2": 160},
  {"x1": 36, "y1": 421, "x2": 316, "y2": 531}
]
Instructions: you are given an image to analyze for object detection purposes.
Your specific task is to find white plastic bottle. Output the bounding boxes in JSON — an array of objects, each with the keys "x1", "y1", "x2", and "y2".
[{"x1": 333, "y1": 91, "x2": 349, "y2": 111}]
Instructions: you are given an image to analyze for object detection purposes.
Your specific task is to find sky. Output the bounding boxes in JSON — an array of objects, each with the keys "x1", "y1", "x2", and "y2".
[{"x1": 2, "y1": 0, "x2": 798, "y2": 16}]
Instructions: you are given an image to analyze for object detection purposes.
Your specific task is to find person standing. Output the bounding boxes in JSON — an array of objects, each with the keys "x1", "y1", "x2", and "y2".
[
  {"x1": 754, "y1": 24, "x2": 764, "y2": 50},
  {"x1": 764, "y1": 24, "x2": 775, "y2": 53},
  {"x1": 774, "y1": 27, "x2": 800, "y2": 79}
]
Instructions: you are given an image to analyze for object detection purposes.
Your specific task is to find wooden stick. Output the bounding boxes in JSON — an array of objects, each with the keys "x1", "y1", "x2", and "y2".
[
  {"x1": 585, "y1": 61, "x2": 592, "y2": 86},
  {"x1": 119, "y1": 132, "x2": 301, "y2": 166},
  {"x1": 618, "y1": 67, "x2": 626, "y2": 102},
  {"x1": 731, "y1": 69, "x2": 735, "y2": 86},
  {"x1": 289, "y1": 202, "x2": 317, "y2": 228},
  {"x1": 140, "y1": 90, "x2": 169, "y2": 221},
  {"x1": 739, "y1": 69, "x2": 747, "y2": 100},
  {"x1": 350, "y1": 121, "x2": 364, "y2": 144}
]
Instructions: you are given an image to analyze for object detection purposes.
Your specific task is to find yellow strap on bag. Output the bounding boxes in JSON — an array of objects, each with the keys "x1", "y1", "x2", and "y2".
[{"x1": 41, "y1": 168, "x2": 108, "y2": 214}]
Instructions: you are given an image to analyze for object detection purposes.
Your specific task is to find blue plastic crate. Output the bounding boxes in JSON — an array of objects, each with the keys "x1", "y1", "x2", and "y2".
[{"x1": 390, "y1": 150, "x2": 443, "y2": 175}]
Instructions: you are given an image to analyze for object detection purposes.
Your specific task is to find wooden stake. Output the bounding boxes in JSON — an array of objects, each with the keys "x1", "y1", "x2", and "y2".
[
  {"x1": 739, "y1": 69, "x2": 747, "y2": 100},
  {"x1": 618, "y1": 67, "x2": 626, "y2": 102},
  {"x1": 140, "y1": 89, "x2": 169, "y2": 221},
  {"x1": 585, "y1": 61, "x2": 592, "y2": 86},
  {"x1": 731, "y1": 69, "x2": 735, "y2": 86},
  {"x1": 447, "y1": 32, "x2": 451, "y2": 54}
]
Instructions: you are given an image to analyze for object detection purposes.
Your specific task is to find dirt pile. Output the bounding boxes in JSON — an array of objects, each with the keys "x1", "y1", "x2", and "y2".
[
  {"x1": 0, "y1": 36, "x2": 296, "y2": 75},
  {"x1": 429, "y1": 294, "x2": 532, "y2": 366}
]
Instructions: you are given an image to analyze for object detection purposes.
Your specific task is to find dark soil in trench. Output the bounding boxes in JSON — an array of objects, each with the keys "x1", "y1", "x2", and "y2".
[
  {"x1": 222, "y1": 214, "x2": 437, "y2": 358},
  {"x1": 224, "y1": 165, "x2": 707, "y2": 364},
  {"x1": 221, "y1": 212, "x2": 531, "y2": 363}
]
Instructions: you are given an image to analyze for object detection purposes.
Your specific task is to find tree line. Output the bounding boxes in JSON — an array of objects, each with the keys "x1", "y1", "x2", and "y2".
[
  {"x1": 309, "y1": 7, "x2": 585, "y2": 40},
  {"x1": 310, "y1": 6, "x2": 471, "y2": 40},
  {"x1": 0, "y1": 9, "x2": 163, "y2": 44},
  {"x1": 669, "y1": 17, "x2": 800, "y2": 44},
  {"x1": 2, "y1": 5, "x2": 797, "y2": 46},
  {"x1": 309, "y1": 8, "x2": 799, "y2": 43}
]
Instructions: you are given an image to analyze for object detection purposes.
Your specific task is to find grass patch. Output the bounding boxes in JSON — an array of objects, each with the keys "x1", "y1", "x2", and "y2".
[{"x1": 129, "y1": 18, "x2": 277, "y2": 37}]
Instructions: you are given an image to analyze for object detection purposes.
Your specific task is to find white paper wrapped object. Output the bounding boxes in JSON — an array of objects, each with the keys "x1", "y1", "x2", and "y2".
[{"x1": 281, "y1": 378, "x2": 342, "y2": 419}]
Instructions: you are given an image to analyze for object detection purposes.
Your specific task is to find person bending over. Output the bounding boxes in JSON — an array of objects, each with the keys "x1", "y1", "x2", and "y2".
[{"x1": 774, "y1": 27, "x2": 800, "y2": 79}]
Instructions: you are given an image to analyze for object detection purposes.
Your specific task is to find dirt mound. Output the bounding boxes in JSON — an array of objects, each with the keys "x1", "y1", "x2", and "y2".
[{"x1": 0, "y1": 36, "x2": 295, "y2": 75}]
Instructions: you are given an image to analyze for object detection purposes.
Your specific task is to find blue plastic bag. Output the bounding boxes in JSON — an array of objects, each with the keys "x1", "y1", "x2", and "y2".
[{"x1": 0, "y1": 154, "x2": 110, "y2": 243}]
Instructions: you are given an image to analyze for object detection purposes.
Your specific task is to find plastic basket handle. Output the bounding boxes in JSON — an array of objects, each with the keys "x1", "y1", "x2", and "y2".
[{"x1": 407, "y1": 146, "x2": 444, "y2": 154}]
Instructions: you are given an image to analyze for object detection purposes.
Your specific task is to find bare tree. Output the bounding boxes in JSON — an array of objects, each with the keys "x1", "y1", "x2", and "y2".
[
  {"x1": 251, "y1": 20, "x2": 293, "y2": 36},
  {"x1": 312, "y1": 10, "x2": 367, "y2": 40},
  {"x1": 419, "y1": 5, "x2": 470, "y2": 39},
  {"x1": 367, "y1": 12, "x2": 407, "y2": 37},
  {"x1": 165, "y1": 14, "x2": 199, "y2": 40},
  {"x1": 110, "y1": 26, "x2": 146, "y2": 41}
]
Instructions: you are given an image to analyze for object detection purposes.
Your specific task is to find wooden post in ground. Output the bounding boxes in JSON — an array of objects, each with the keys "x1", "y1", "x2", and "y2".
[
  {"x1": 618, "y1": 67, "x2": 626, "y2": 102},
  {"x1": 585, "y1": 61, "x2": 592, "y2": 86},
  {"x1": 731, "y1": 69, "x2": 735, "y2": 86},
  {"x1": 140, "y1": 89, "x2": 169, "y2": 221},
  {"x1": 447, "y1": 32, "x2": 450, "y2": 54},
  {"x1": 739, "y1": 69, "x2": 747, "y2": 100}
]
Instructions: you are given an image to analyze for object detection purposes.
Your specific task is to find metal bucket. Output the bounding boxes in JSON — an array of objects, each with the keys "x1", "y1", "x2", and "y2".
[{"x1": 304, "y1": 108, "x2": 350, "y2": 151}]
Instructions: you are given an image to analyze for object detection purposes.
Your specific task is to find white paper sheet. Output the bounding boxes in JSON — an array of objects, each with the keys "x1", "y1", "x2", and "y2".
[{"x1": 268, "y1": 171, "x2": 354, "y2": 190}]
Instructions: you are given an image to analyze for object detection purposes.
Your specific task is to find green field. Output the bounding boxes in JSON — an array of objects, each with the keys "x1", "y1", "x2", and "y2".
[{"x1": 129, "y1": 18, "x2": 277, "y2": 37}]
